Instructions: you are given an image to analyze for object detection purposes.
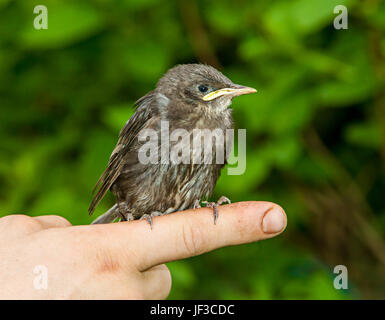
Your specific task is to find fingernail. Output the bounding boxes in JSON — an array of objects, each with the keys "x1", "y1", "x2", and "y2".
[{"x1": 262, "y1": 207, "x2": 285, "y2": 234}]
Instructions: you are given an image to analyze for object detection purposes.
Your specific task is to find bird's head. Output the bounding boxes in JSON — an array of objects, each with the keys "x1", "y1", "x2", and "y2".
[{"x1": 156, "y1": 64, "x2": 256, "y2": 113}]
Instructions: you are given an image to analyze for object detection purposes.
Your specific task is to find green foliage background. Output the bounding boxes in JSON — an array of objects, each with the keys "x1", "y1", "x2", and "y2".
[{"x1": 1, "y1": 0, "x2": 384, "y2": 299}]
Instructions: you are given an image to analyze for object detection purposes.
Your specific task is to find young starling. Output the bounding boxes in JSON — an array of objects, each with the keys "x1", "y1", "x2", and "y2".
[{"x1": 89, "y1": 64, "x2": 256, "y2": 226}]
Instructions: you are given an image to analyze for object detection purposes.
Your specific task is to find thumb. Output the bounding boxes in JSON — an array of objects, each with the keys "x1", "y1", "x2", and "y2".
[{"x1": 100, "y1": 201, "x2": 287, "y2": 271}]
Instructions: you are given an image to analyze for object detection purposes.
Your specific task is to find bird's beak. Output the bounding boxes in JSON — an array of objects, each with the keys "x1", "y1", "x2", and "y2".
[{"x1": 202, "y1": 85, "x2": 257, "y2": 101}]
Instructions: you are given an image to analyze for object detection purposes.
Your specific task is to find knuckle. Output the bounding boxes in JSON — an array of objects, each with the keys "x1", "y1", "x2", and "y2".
[
  {"x1": 131, "y1": 291, "x2": 145, "y2": 300},
  {"x1": 141, "y1": 265, "x2": 172, "y2": 299},
  {"x1": 181, "y1": 222, "x2": 207, "y2": 256},
  {"x1": 0, "y1": 214, "x2": 42, "y2": 233},
  {"x1": 1, "y1": 214, "x2": 28, "y2": 224},
  {"x1": 49, "y1": 215, "x2": 72, "y2": 226},
  {"x1": 159, "y1": 266, "x2": 172, "y2": 298},
  {"x1": 119, "y1": 281, "x2": 146, "y2": 300}
]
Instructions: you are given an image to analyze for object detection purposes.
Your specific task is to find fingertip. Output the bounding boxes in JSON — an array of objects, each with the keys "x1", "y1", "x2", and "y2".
[
  {"x1": 261, "y1": 204, "x2": 287, "y2": 234},
  {"x1": 211, "y1": 201, "x2": 287, "y2": 239}
]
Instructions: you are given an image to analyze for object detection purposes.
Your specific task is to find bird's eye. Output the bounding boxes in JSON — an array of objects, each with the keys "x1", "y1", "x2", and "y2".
[{"x1": 198, "y1": 85, "x2": 208, "y2": 93}]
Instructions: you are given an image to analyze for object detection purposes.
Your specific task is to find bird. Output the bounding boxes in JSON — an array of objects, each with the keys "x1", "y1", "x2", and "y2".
[{"x1": 89, "y1": 64, "x2": 256, "y2": 226}]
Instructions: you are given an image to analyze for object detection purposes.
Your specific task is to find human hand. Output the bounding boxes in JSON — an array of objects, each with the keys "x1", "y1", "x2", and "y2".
[{"x1": 0, "y1": 201, "x2": 286, "y2": 299}]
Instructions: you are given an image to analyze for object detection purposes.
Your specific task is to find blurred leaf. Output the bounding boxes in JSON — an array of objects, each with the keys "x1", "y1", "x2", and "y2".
[
  {"x1": 103, "y1": 103, "x2": 135, "y2": 131},
  {"x1": 121, "y1": 40, "x2": 169, "y2": 81},
  {"x1": 0, "y1": 0, "x2": 10, "y2": 9},
  {"x1": 205, "y1": 1, "x2": 244, "y2": 36},
  {"x1": 345, "y1": 122, "x2": 381, "y2": 149}
]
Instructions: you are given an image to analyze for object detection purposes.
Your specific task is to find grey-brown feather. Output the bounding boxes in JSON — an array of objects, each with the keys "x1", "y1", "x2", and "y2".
[{"x1": 88, "y1": 92, "x2": 155, "y2": 214}]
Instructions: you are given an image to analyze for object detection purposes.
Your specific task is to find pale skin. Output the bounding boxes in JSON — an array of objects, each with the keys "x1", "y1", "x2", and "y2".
[{"x1": 0, "y1": 201, "x2": 286, "y2": 299}]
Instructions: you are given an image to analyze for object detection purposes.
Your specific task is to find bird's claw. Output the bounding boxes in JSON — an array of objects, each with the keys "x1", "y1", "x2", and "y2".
[
  {"x1": 216, "y1": 196, "x2": 231, "y2": 206},
  {"x1": 117, "y1": 202, "x2": 134, "y2": 222},
  {"x1": 140, "y1": 211, "x2": 163, "y2": 229},
  {"x1": 140, "y1": 214, "x2": 153, "y2": 228},
  {"x1": 193, "y1": 199, "x2": 201, "y2": 209},
  {"x1": 120, "y1": 213, "x2": 134, "y2": 222},
  {"x1": 200, "y1": 196, "x2": 231, "y2": 225},
  {"x1": 201, "y1": 201, "x2": 219, "y2": 224}
]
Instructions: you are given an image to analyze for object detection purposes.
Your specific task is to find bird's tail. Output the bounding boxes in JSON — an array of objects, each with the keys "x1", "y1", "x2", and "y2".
[{"x1": 91, "y1": 204, "x2": 120, "y2": 224}]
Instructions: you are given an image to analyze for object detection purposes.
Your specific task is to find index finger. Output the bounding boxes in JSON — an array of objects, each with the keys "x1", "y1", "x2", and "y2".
[{"x1": 94, "y1": 201, "x2": 287, "y2": 271}]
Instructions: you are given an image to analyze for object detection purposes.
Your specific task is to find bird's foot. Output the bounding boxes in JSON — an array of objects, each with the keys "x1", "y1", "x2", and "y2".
[
  {"x1": 201, "y1": 201, "x2": 218, "y2": 224},
  {"x1": 193, "y1": 199, "x2": 201, "y2": 209},
  {"x1": 123, "y1": 213, "x2": 135, "y2": 222},
  {"x1": 118, "y1": 212, "x2": 134, "y2": 222},
  {"x1": 201, "y1": 196, "x2": 231, "y2": 225},
  {"x1": 140, "y1": 211, "x2": 163, "y2": 229},
  {"x1": 117, "y1": 202, "x2": 135, "y2": 222}
]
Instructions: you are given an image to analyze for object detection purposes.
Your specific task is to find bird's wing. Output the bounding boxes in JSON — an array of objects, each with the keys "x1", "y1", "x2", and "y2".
[{"x1": 88, "y1": 91, "x2": 156, "y2": 215}]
